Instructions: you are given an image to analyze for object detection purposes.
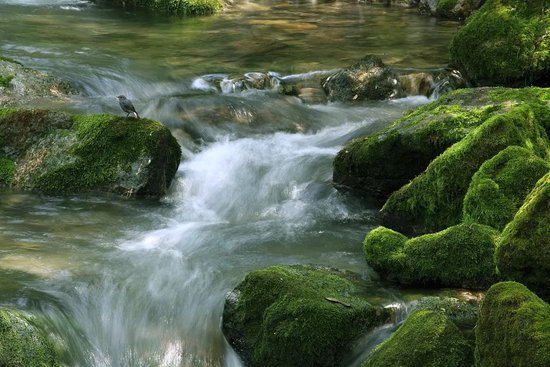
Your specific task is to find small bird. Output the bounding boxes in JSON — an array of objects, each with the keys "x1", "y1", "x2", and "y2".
[{"x1": 117, "y1": 95, "x2": 140, "y2": 119}]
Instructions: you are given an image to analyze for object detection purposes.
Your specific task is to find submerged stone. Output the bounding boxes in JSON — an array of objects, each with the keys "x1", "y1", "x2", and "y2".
[
  {"x1": 0, "y1": 109, "x2": 181, "y2": 198},
  {"x1": 475, "y1": 281, "x2": 550, "y2": 366},
  {"x1": 363, "y1": 223, "x2": 498, "y2": 289},
  {"x1": 0, "y1": 308, "x2": 61, "y2": 367},
  {"x1": 495, "y1": 173, "x2": 550, "y2": 300},
  {"x1": 222, "y1": 264, "x2": 391, "y2": 367},
  {"x1": 362, "y1": 310, "x2": 473, "y2": 367}
]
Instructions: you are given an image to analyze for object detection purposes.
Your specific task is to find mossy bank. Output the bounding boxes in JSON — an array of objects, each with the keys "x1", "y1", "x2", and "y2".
[
  {"x1": 0, "y1": 108, "x2": 181, "y2": 198},
  {"x1": 94, "y1": 0, "x2": 223, "y2": 16}
]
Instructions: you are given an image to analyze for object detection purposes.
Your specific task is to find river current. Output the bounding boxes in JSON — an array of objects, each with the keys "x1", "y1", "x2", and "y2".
[{"x1": 0, "y1": 1, "x2": 459, "y2": 366}]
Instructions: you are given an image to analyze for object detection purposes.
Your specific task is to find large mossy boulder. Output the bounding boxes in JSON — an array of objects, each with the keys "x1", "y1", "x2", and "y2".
[
  {"x1": 0, "y1": 108, "x2": 181, "y2": 198},
  {"x1": 449, "y1": 0, "x2": 550, "y2": 87},
  {"x1": 94, "y1": 0, "x2": 222, "y2": 16},
  {"x1": 333, "y1": 87, "x2": 549, "y2": 201},
  {"x1": 321, "y1": 55, "x2": 402, "y2": 102},
  {"x1": 495, "y1": 173, "x2": 550, "y2": 300},
  {"x1": 0, "y1": 308, "x2": 60, "y2": 367},
  {"x1": 475, "y1": 281, "x2": 550, "y2": 367},
  {"x1": 364, "y1": 223, "x2": 498, "y2": 289},
  {"x1": 463, "y1": 146, "x2": 550, "y2": 231},
  {"x1": 381, "y1": 103, "x2": 549, "y2": 234},
  {"x1": 362, "y1": 310, "x2": 473, "y2": 367},
  {"x1": 418, "y1": 0, "x2": 484, "y2": 20},
  {"x1": 222, "y1": 265, "x2": 392, "y2": 367}
]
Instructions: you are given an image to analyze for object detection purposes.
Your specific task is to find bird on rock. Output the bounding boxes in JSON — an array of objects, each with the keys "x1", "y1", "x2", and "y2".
[{"x1": 117, "y1": 95, "x2": 140, "y2": 119}]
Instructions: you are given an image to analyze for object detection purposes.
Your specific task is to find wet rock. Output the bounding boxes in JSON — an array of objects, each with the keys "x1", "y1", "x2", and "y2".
[
  {"x1": 321, "y1": 55, "x2": 402, "y2": 102},
  {"x1": 495, "y1": 173, "x2": 550, "y2": 300},
  {"x1": 475, "y1": 282, "x2": 550, "y2": 366},
  {"x1": 333, "y1": 87, "x2": 548, "y2": 203},
  {"x1": 0, "y1": 57, "x2": 75, "y2": 107},
  {"x1": 398, "y1": 72, "x2": 434, "y2": 97},
  {"x1": 0, "y1": 109, "x2": 181, "y2": 199},
  {"x1": 363, "y1": 223, "x2": 498, "y2": 289},
  {"x1": 418, "y1": 0, "x2": 484, "y2": 19},
  {"x1": 0, "y1": 308, "x2": 61, "y2": 367},
  {"x1": 412, "y1": 296, "x2": 479, "y2": 329},
  {"x1": 362, "y1": 310, "x2": 473, "y2": 367},
  {"x1": 222, "y1": 264, "x2": 392, "y2": 367},
  {"x1": 449, "y1": 0, "x2": 550, "y2": 87},
  {"x1": 94, "y1": 0, "x2": 222, "y2": 16},
  {"x1": 297, "y1": 87, "x2": 327, "y2": 104}
]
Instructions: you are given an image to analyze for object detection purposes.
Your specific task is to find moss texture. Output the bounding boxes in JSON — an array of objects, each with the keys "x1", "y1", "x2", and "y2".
[
  {"x1": 0, "y1": 74, "x2": 14, "y2": 88},
  {"x1": 0, "y1": 156, "x2": 16, "y2": 185},
  {"x1": 333, "y1": 87, "x2": 549, "y2": 201},
  {"x1": 463, "y1": 146, "x2": 550, "y2": 230},
  {"x1": 475, "y1": 281, "x2": 550, "y2": 367},
  {"x1": 97, "y1": 0, "x2": 222, "y2": 16},
  {"x1": 495, "y1": 173, "x2": 550, "y2": 300},
  {"x1": 364, "y1": 223, "x2": 498, "y2": 289},
  {"x1": 222, "y1": 265, "x2": 391, "y2": 367},
  {"x1": 0, "y1": 308, "x2": 60, "y2": 367},
  {"x1": 362, "y1": 310, "x2": 473, "y2": 367},
  {"x1": 413, "y1": 296, "x2": 479, "y2": 330},
  {"x1": 449, "y1": 0, "x2": 550, "y2": 87},
  {"x1": 0, "y1": 108, "x2": 181, "y2": 198},
  {"x1": 381, "y1": 103, "x2": 550, "y2": 234}
]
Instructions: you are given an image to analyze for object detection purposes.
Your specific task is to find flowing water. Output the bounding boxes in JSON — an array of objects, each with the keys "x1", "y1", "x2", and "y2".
[{"x1": 0, "y1": 1, "x2": 460, "y2": 366}]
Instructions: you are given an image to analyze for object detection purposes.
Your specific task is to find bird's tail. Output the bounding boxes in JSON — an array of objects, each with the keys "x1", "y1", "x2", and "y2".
[{"x1": 134, "y1": 112, "x2": 140, "y2": 119}]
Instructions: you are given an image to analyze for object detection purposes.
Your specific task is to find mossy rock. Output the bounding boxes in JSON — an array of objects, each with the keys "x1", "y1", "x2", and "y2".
[
  {"x1": 475, "y1": 281, "x2": 550, "y2": 367},
  {"x1": 381, "y1": 103, "x2": 550, "y2": 234},
  {"x1": 321, "y1": 55, "x2": 402, "y2": 102},
  {"x1": 0, "y1": 308, "x2": 60, "y2": 367},
  {"x1": 463, "y1": 146, "x2": 550, "y2": 231},
  {"x1": 222, "y1": 265, "x2": 392, "y2": 367},
  {"x1": 364, "y1": 223, "x2": 498, "y2": 289},
  {"x1": 0, "y1": 108, "x2": 181, "y2": 198},
  {"x1": 449, "y1": 0, "x2": 550, "y2": 87},
  {"x1": 333, "y1": 87, "x2": 549, "y2": 201},
  {"x1": 418, "y1": 0, "x2": 484, "y2": 20},
  {"x1": 362, "y1": 310, "x2": 473, "y2": 367},
  {"x1": 495, "y1": 173, "x2": 550, "y2": 300},
  {"x1": 95, "y1": 0, "x2": 222, "y2": 16}
]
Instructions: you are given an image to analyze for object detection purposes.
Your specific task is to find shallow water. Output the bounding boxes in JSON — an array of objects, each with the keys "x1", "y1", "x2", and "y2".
[{"x1": 0, "y1": 1, "x2": 459, "y2": 365}]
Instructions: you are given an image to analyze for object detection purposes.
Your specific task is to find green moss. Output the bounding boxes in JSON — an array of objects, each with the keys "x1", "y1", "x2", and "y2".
[
  {"x1": 0, "y1": 308, "x2": 60, "y2": 367},
  {"x1": 436, "y1": 0, "x2": 457, "y2": 12},
  {"x1": 413, "y1": 297, "x2": 479, "y2": 330},
  {"x1": 0, "y1": 107, "x2": 17, "y2": 120},
  {"x1": 449, "y1": 0, "x2": 550, "y2": 86},
  {"x1": 364, "y1": 223, "x2": 498, "y2": 289},
  {"x1": 381, "y1": 103, "x2": 550, "y2": 233},
  {"x1": 495, "y1": 173, "x2": 550, "y2": 300},
  {"x1": 99, "y1": 0, "x2": 222, "y2": 16},
  {"x1": 0, "y1": 157, "x2": 16, "y2": 185},
  {"x1": 222, "y1": 265, "x2": 391, "y2": 367},
  {"x1": 0, "y1": 74, "x2": 14, "y2": 88},
  {"x1": 475, "y1": 281, "x2": 550, "y2": 366},
  {"x1": 463, "y1": 146, "x2": 550, "y2": 230},
  {"x1": 362, "y1": 310, "x2": 473, "y2": 367}
]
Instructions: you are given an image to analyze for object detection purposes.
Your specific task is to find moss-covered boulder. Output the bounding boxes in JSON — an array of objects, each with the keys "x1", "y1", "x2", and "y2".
[
  {"x1": 333, "y1": 87, "x2": 549, "y2": 201},
  {"x1": 321, "y1": 55, "x2": 402, "y2": 102},
  {"x1": 381, "y1": 103, "x2": 549, "y2": 234},
  {"x1": 449, "y1": 0, "x2": 550, "y2": 87},
  {"x1": 0, "y1": 308, "x2": 60, "y2": 367},
  {"x1": 412, "y1": 296, "x2": 479, "y2": 330},
  {"x1": 0, "y1": 57, "x2": 74, "y2": 107},
  {"x1": 475, "y1": 281, "x2": 550, "y2": 366},
  {"x1": 95, "y1": 0, "x2": 222, "y2": 16},
  {"x1": 418, "y1": 0, "x2": 484, "y2": 20},
  {"x1": 364, "y1": 223, "x2": 498, "y2": 288},
  {"x1": 0, "y1": 109, "x2": 181, "y2": 198},
  {"x1": 362, "y1": 310, "x2": 473, "y2": 367},
  {"x1": 463, "y1": 146, "x2": 550, "y2": 231},
  {"x1": 495, "y1": 173, "x2": 550, "y2": 299},
  {"x1": 222, "y1": 265, "x2": 392, "y2": 367}
]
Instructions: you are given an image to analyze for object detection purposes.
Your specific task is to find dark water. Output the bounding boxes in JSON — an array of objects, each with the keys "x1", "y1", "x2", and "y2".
[{"x1": 0, "y1": 1, "x2": 459, "y2": 366}]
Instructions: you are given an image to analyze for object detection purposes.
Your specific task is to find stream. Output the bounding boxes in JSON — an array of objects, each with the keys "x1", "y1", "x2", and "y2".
[{"x1": 0, "y1": 1, "x2": 460, "y2": 366}]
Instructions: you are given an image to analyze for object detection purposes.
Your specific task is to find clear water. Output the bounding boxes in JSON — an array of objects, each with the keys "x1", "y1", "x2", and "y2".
[{"x1": 0, "y1": 1, "x2": 459, "y2": 366}]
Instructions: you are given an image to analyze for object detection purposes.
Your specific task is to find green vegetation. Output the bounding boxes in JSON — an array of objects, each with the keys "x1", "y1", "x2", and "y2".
[
  {"x1": 222, "y1": 265, "x2": 391, "y2": 367},
  {"x1": 413, "y1": 297, "x2": 478, "y2": 329},
  {"x1": 0, "y1": 74, "x2": 14, "y2": 88},
  {"x1": 463, "y1": 146, "x2": 550, "y2": 230},
  {"x1": 381, "y1": 103, "x2": 550, "y2": 233},
  {"x1": 98, "y1": 0, "x2": 223, "y2": 16},
  {"x1": 475, "y1": 281, "x2": 550, "y2": 366},
  {"x1": 0, "y1": 308, "x2": 60, "y2": 367},
  {"x1": 364, "y1": 223, "x2": 498, "y2": 288},
  {"x1": 362, "y1": 310, "x2": 473, "y2": 367},
  {"x1": 449, "y1": 0, "x2": 550, "y2": 86},
  {"x1": 495, "y1": 173, "x2": 550, "y2": 300},
  {"x1": 436, "y1": 0, "x2": 457, "y2": 12},
  {"x1": 0, "y1": 156, "x2": 15, "y2": 185}
]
